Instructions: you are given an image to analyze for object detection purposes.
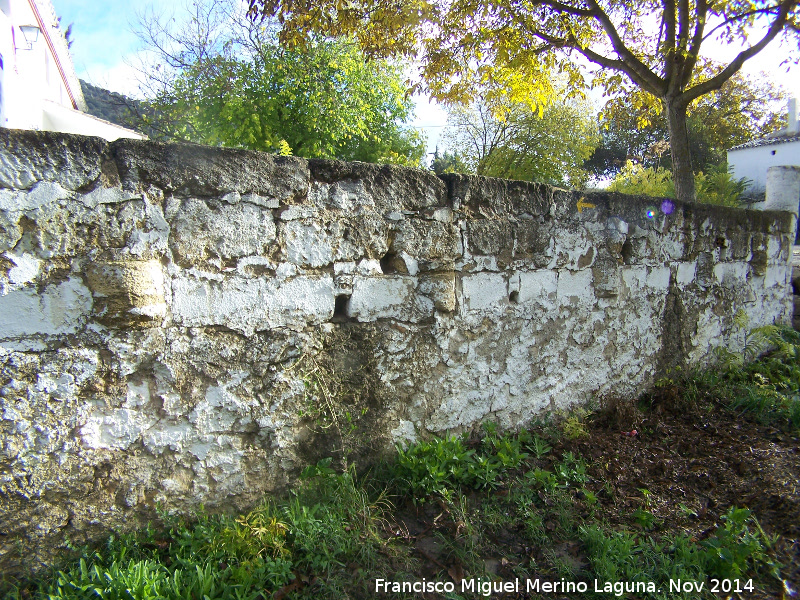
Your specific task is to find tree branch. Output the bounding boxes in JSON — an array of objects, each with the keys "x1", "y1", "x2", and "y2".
[
  {"x1": 584, "y1": 0, "x2": 666, "y2": 94},
  {"x1": 701, "y1": 5, "x2": 785, "y2": 42},
  {"x1": 662, "y1": 0, "x2": 677, "y2": 82},
  {"x1": 682, "y1": 0, "x2": 708, "y2": 87},
  {"x1": 681, "y1": 0, "x2": 795, "y2": 106},
  {"x1": 526, "y1": 0, "x2": 596, "y2": 17}
]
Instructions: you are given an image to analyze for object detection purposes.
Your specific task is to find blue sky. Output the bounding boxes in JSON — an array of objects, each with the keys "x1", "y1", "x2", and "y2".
[{"x1": 51, "y1": 0, "x2": 182, "y2": 95}]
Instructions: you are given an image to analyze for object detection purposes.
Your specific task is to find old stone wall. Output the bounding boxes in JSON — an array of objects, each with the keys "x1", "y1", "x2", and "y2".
[{"x1": 0, "y1": 130, "x2": 794, "y2": 573}]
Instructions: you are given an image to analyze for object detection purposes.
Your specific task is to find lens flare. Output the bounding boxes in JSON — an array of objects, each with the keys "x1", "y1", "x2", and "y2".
[{"x1": 661, "y1": 199, "x2": 675, "y2": 215}]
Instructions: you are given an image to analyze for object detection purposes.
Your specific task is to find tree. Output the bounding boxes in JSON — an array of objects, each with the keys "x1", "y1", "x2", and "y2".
[
  {"x1": 441, "y1": 97, "x2": 598, "y2": 186},
  {"x1": 587, "y1": 72, "x2": 787, "y2": 178},
  {"x1": 430, "y1": 148, "x2": 470, "y2": 174},
  {"x1": 248, "y1": 0, "x2": 800, "y2": 201},
  {"x1": 134, "y1": 0, "x2": 425, "y2": 165}
]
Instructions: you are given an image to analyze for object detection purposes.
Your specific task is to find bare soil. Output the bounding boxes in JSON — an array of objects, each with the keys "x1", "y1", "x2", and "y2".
[{"x1": 383, "y1": 394, "x2": 800, "y2": 599}]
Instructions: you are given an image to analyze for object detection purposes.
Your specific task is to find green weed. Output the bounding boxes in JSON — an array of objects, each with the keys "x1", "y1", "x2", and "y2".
[
  {"x1": 580, "y1": 507, "x2": 780, "y2": 599},
  {"x1": 701, "y1": 507, "x2": 780, "y2": 579},
  {"x1": 560, "y1": 407, "x2": 591, "y2": 439},
  {"x1": 392, "y1": 426, "x2": 537, "y2": 499}
]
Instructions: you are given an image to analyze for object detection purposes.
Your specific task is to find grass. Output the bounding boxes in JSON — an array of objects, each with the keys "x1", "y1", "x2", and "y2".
[
  {"x1": 6, "y1": 468, "x2": 397, "y2": 600},
  {"x1": 4, "y1": 325, "x2": 799, "y2": 600},
  {"x1": 680, "y1": 323, "x2": 800, "y2": 429}
]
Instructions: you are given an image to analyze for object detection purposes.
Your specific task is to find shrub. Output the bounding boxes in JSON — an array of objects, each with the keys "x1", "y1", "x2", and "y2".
[
  {"x1": 608, "y1": 161, "x2": 750, "y2": 206},
  {"x1": 608, "y1": 161, "x2": 675, "y2": 198}
]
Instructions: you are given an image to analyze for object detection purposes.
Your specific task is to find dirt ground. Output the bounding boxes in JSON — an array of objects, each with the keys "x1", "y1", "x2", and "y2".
[{"x1": 386, "y1": 394, "x2": 800, "y2": 599}]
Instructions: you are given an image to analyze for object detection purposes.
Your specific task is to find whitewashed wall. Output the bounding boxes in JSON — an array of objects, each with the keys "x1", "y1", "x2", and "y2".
[
  {"x1": 0, "y1": 130, "x2": 794, "y2": 573},
  {"x1": 729, "y1": 138, "x2": 800, "y2": 195}
]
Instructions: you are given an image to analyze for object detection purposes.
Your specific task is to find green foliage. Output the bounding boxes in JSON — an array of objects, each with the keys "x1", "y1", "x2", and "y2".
[
  {"x1": 608, "y1": 161, "x2": 675, "y2": 198},
  {"x1": 393, "y1": 434, "x2": 478, "y2": 497},
  {"x1": 281, "y1": 466, "x2": 390, "y2": 575},
  {"x1": 560, "y1": 407, "x2": 591, "y2": 439},
  {"x1": 702, "y1": 507, "x2": 780, "y2": 579},
  {"x1": 695, "y1": 163, "x2": 751, "y2": 207},
  {"x1": 588, "y1": 73, "x2": 787, "y2": 179},
  {"x1": 522, "y1": 453, "x2": 590, "y2": 496},
  {"x1": 250, "y1": 0, "x2": 800, "y2": 203},
  {"x1": 38, "y1": 533, "x2": 292, "y2": 600},
  {"x1": 554, "y1": 452, "x2": 589, "y2": 486},
  {"x1": 520, "y1": 429, "x2": 552, "y2": 458},
  {"x1": 13, "y1": 466, "x2": 391, "y2": 600},
  {"x1": 581, "y1": 507, "x2": 778, "y2": 598},
  {"x1": 392, "y1": 425, "x2": 535, "y2": 498},
  {"x1": 6, "y1": 410, "x2": 789, "y2": 600},
  {"x1": 581, "y1": 525, "x2": 707, "y2": 597},
  {"x1": 608, "y1": 161, "x2": 749, "y2": 206},
  {"x1": 276, "y1": 139, "x2": 292, "y2": 156},
  {"x1": 136, "y1": 2, "x2": 425, "y2": 165},
  {"x1": 442, "y1": 97, "x2": 598, "y2": 187},
  {"x1": 714, "y1": 326, "x2": 800, "y2": 430},
  {"x1": 661, "y1": 323, "x2": 800, "y2": 432},
  {"x1": 209, "y1": 508, "x2": 289, "y2": 560},
  {"x1": 429, "y1": 149, "x2": 469, "y2": 175},
  {"x1": 632, "y1": 507, "x2": 659, "y2": 531},
  {"x1": 712, "y1": 310, "x2": 773, "y2": 368}
]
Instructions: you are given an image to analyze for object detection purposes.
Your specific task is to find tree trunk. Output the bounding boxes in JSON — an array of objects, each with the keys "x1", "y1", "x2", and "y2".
[{"x1": 664, "y1": 98, "x2": 696, "y2": 202}]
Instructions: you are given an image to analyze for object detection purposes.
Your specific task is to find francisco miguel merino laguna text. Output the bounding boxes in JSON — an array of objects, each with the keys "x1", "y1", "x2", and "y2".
[{"x1": 375, "y1": 577, "x2": 663, "y2": 596}]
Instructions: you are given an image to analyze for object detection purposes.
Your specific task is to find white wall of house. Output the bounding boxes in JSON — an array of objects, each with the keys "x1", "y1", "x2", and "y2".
[
  {"x1": 728, "y1": 99, "x2": 800, "y2": 196},
  {"x1": 0, "y1": 0, "x2": 144, "y2": 141},
  {"x1": 728, "y1": 138, "x2": 800, "y2": 195}
]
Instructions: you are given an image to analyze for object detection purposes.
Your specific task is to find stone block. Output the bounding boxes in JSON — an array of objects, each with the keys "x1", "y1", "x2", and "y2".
[
  {"x1": 0, "y1": 277, "x2": 92, "y2": 340},
  {"x1": 676, "y1": 261, "x2": 697, "y2": 285},
  {"x1": 764, "y1": 265, "x2": 790, "y2": 289},
  {"x1": 646, "y1": 266, "x2": 671, "y2": 291},
  {"x1": 86, "y1": 260, "x2": 166, "y2": 327},
  {"x1": 171, "y1": 199, "x2": 276, "y2": 264},
  {"x1": 283, "y1": 220, "x2": 333, "y2": 268},
  {"x1": 0, "y1": 129, "x2": 108, "y2": 190},
  {"x1": 517, "y1": 270, "x2": 558, "y2": 308},
  {"x1": 391, "y1": 219, "x2": 459, "y2": 263},
  {"x1": 0, "y1": 181, "x2": 71, "y2": 211},
  {"x1": 419, "y1": 272, "x2": 457, "y2": 312},
  {"x1": 172, "y1": 273, "x2": 334, "y2": 334},
  {"x1": 713, "y1": 262, "x2": 748, "y2": 288},
  {"x1": 112, "y1": 138, "x2": 310, "y2": 200},
  {"x1": 348, "y1": 275, "x2": 420, "y2": 321},
  {"x1": 513, "y1": 219, "x2": 550, "y2": 260},
  {"x1": 466, "y1": 219, "x2": 513, "y2": 257},
  {"x1": 557, "y1": 269, "x2": 594, "y2": 304},
  {"x1": 592, "y1": 256, "x2": 620, "y2": 298},
  {"x1": 309, "y1": 159, "x2": 447, "y2": 212},
  {"x1": 462, "y1": 272, "x2": 507, "y2": 311}
]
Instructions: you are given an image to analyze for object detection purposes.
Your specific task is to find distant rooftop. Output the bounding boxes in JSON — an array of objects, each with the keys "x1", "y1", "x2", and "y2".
[
  {"x1": 730, "y1": 98, "x2": 799, "y2": 152},
  {"x1": 729, "y1": 133, "x2": 800, "y2": 152}
]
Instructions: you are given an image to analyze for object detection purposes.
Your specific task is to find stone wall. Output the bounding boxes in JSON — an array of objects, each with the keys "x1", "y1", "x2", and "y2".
[{"x1": 0, "y1": 130, "x2": 794, "y2": 573}]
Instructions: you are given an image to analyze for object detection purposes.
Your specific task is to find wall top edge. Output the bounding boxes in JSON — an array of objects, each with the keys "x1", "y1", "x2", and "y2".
[{"x1": 0, "y1": 129, "x2": 795, "y2": 233}]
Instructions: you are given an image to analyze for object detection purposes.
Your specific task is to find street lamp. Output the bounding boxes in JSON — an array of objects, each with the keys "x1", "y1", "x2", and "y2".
[{"x1": 18, "y1": 25, "x2": 40, "y2": 50}]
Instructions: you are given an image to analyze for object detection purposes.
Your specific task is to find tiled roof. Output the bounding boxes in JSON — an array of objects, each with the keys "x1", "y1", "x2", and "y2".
[{"x1": 729, "y1": 133, "x2": 800, "y2": 151}]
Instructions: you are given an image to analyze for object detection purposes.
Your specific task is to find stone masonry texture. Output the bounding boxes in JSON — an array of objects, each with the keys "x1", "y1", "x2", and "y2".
[{"x1": 0, "y1": 130, "x2": 794, "y2": 573}]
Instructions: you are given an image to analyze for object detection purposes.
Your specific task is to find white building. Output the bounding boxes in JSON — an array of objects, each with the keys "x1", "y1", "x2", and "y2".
[
  {"x1": 728, "y1": 98, "x2": 800, "y2": 197},
  {"x1": 0, "y1": 0, "x2": 144, "y2": 141}
]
